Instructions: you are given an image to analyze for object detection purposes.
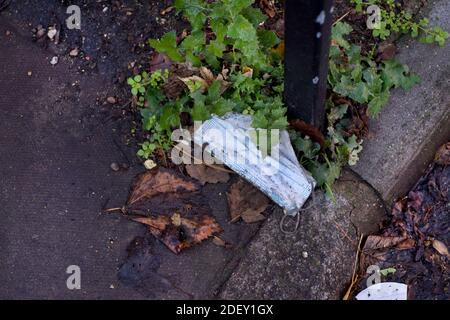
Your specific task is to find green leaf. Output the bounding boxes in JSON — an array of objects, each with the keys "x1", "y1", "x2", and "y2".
[
  {"x1": 149, "y1": 31, "x2": 183, "y2": 62},
  {"x1": 380, "y1": 267, "x2": 397, "y2": 276},
  {"x1": 252, "y1": 110, "x2": 269, "y2": 128},
  {"x1": 227, "y1": 15, "x2": 257, "y2": 43},
  {"x1": 207, "y1": 80, "x2": 222, "y2": 101},
  {"x1": 181, "y1": 31, "x2": 205, "y2": 50},
  {"x1": 241, "y1": 6, "x2": 267, "y2": 27},
  {"x1": 332, "y1": 22, "x2": 353, "y2": 49},
  {"x1": 206, "y1": 39, "x2": 226, "y2": 58},
  {"x1": 367, "y1": 90, "x2": 390, "y2": 117},
  {"x1": 270, "y1": 117, "x2": 289, "y2": 130},
  {"x1": 159, "y1": 105, "x2": 180, "y2": 130},
  {"x1": 211, "y1": 98, "x2": 235, "y2": 116},
  {"x1": 225, "y1": 0, "x2": 254, "y2": 16},
  {"x1": 257, "y1": 29, "x2": 280, "y2": 49},
  {"x1": 349, "y1": 82, "x2": 369, "y2": 103}
]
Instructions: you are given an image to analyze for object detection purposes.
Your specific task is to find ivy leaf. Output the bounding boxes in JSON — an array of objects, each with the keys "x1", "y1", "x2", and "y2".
[
  {"x1": 149, "y1": 31, "x2": 183, "y2": 62},
  {"x1": 270, "y1": 117, "x2": 289, "y2": 130},
  {"x1": 332, "y1": 22, "x2": 353, "y2": 49},
  {"x1": 181, "y1": 31, "x2": 205, "y2": 50},
  {"x1": 211, "y1": 98, "x2": 235, "y2": 116},
  {"x1": 225, "y1": 0, "x2": 254, "y2": 17},
  {"x1": 349, "y1": 82, "x2": 369, "y2": 103},
  {"x1": 190, "y1": 91, "x2": 210, "y2": 121},
  {"x1": 367, "y1": 90, "x2": 390, "y2": 117},
  {"x1": 159, "y1": 105, "x2": 180, "y2": 130},
  {"x1": 381, "y1": 59, "x2": 420, "y2": 90},
  {"x1": 242, "y1": 6, "x2": 267, "y2": 27},
  {"x1": 252, "y1": 110, "x2": 269, "y2": 128},
  {"x1": 207, "y1": 80, "x2": 222, "y2": 102},
  {"x1": 206, "y1": 39, "x2": 226, "y2": 58},
  {"x1": 228, "y1": 15, "x2": 258, "y2": 43}
]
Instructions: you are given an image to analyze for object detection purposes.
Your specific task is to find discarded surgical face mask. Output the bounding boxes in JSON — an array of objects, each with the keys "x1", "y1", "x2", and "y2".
[{"x1": 193, "y1": 113, "x2": 316, "y2": 216}]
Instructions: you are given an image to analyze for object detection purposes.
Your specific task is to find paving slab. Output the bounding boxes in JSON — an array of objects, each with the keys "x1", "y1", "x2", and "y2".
[
  {"x1": 219, "y1": 170, "x2": 387, "y2": 299},
  {"x1": 353, "y1": 0, "x2": 450, "y2": 204}
]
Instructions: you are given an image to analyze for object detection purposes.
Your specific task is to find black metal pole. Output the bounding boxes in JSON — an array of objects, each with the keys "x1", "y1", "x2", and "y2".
[{"x1": 284, "y1": 0, "x2": 333, "y2": 131}]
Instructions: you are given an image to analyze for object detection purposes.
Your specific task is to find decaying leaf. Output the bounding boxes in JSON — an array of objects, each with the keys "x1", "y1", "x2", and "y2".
[
  {"x1": 199, "y1": 66, "x2": 215, "y2": 84},
  {"x1": 128, "y1": 169, "x2": 198, "y2": 205},
  {"x1": 133, "y1": 214, "x2": 221, "y2": 254},
  {"x1": 377, "y1": 43, "x2": 397, "y2": 61},
  {"x1": 364, "y1": 235, "x2": 415, "y2": 251},
  {"x1": 126, "y1": 169, "x2": 221, "y2": 254},
  {"x1": 185, "y1": 164, "x2": 230, "y2": 185},
  {"x1": 227, "y1": 179, "x2": 270, "y2": 224},
  {"x1": 432, "y1": 239, "x2": 450, "y2": 257},
  {"x1": 434, "y1": 142, "x2": 450, "y2": 166},
  {"x1": 162, "y1": 63, "x2": 198, "y2": 99},
  {"x1": 258, "y1": 0, "x2": 276, "y2": 18}
]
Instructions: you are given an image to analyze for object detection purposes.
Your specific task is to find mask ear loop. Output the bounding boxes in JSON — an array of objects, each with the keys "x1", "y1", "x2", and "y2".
[{"x1": 280, "y1": 183, "x2": 317, "y2": 235}]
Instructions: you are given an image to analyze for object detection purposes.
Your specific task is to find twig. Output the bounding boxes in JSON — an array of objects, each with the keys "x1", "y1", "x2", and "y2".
[{"x1": 343, "y1": 234, "x2": 364, "y2": 300}]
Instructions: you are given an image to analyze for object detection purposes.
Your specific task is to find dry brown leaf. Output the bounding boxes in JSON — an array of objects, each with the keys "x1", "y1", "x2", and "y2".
[
  {"x1": 128, "y1": 169, "x2": 198, "y2": 205},
  {"x1": 432, "y1": 239, "x2": 450, "y2": 257},
  {"x1": 160, "y1": 6, "x2": 175, "y2": 15},
  {"x1": 364, "y1": 235, "x2": 409, "y2": 250},
  {"x1": 133, "y1": 214, "x2": 221, "y2": 254},
  {"x1": 199, "y1": 66, "x2": 215, "y2": 84},
  {"x1": 259, "y1": 0, "x2": 276, "y2": 18},
  {"x1": 185, "y1": 164, "x2": 230, "y2": 185},
  {"x1": 227, "y1": 179, "x2": 270, "y2": 224},
  {"x1": 377, "y1": 43, "x2": 397, "y2": 61},
  {"x1": 289, "y1": 119, "x2": 326, "y2": 147},
  {"x1": 179, "y1": 75, "x2": 209, "y2": 93},
  {"x1": 127, "y1": 169, "x2": 222, "y2": 254}
]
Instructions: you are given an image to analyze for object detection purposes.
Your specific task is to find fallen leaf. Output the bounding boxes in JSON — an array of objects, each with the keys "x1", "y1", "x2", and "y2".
[
  {"x1": 434, "y1": 142, "x2": 450, "y2": 166},
  {"x1": 133, "y1": 214, "x2": 221, "y2": 254},
  {"x1": 128, "y1": 168, "x2": 199, "y2": 205},
  {"x1": 127, "y1": 169, "x2": 222, "y2": 254},
  {"x1": 227, "y1": 179, "x2": 270, "y2": 223},
  {"x1": 432, "y1": 239, "x2": 450, "y2": 257},
  {"x1": 258, "y1": 0, "x2": 276, "y2": 18},
  {"x1": 162, "y1": 63, "x2": 198, "y2": 99},
  {"x1": 364, "y1": 235, "x2": 414, "y2": 251},
  {"x1": 185, "y1": 164, "x2": 230, "y2": 185},
  {"x1": 199, "y1": 66, "x2": 215, "y2": 84},
  {"x1": 289, "y1": 119, "x2": 326, "y2": 147}
]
